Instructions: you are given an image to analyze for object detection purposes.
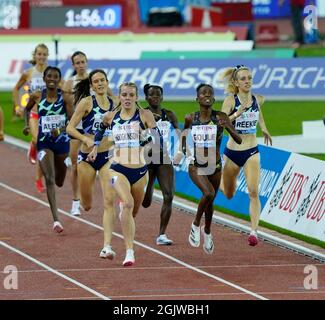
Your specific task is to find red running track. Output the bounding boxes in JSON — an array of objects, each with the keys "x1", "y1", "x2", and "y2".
[{"x1": 0, "y1": 141, "x2": 324, "y2": 300}]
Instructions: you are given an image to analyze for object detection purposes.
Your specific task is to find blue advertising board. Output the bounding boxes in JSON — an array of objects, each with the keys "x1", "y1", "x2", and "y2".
[
  {"x1": 253, "y1": 0, "x2": 290, "y2": 18},
  {"x1": 52, "y1": 58, "x2": 325, "y2": 100}
]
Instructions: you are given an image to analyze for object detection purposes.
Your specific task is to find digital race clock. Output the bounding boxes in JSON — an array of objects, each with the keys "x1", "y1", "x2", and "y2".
[{"x1": 30, "y1": 5, "x2": 121, "y2": 29}]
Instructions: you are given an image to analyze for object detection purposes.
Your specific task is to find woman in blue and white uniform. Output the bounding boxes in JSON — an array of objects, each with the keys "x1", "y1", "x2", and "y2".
[
  {"x1": 24, "y1": 66, "x2": 73, "y2": 233},
  {"x1": 220, "y1": 65, "x2": 272, "y2": 246},
  {"x1": 66, "y1": 69, "x2": 116, "y2": 259},
  {"x1": 89, "y1": 82, "x2": 161, "y2": 267}
]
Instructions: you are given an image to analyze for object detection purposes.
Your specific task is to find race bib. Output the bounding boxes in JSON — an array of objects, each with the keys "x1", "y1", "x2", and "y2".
[
  {"x1": 113, "y1": 122, "x2": 140, "y2": 148},
  {"x1": 157, "y1": 120, "x2": 171, "y2": 140},
  {"x1": 92, "y1": 114, "x2": 111, "y2": 136},
  {"x1": 29, "y1": 78, "x2": 45, "y2": 93},
  {"x1": 235, "y1": 110, "x2": 259, "y2": 134},
  {"x1": 191, "y1": 125, "x2": 217, "y2": 148},
  {"x1": 92, "y1": 114, "x2": 104, "y2": 131},
  {"x1": 41, "y1": 115, "x2": 66, "y2": 133}
]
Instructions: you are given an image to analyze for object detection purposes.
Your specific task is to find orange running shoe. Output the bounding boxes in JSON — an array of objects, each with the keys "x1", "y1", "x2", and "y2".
[
  {"x1": 27, "y1": 142, "x2": 37, "y2": 164},
  {"x1": 36, "y1": 179, "x2": 45, "y2": 193}
]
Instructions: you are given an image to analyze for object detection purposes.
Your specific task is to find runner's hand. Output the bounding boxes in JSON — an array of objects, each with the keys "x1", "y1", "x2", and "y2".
[
  {"x1": 263, "y1": 130, "x2": 272, "y2": 146},
  {"x1": 23, "y1": 126, "x2": 30, "y2": 136},
  {"x1": 87, "y1": 147, "x2": 98, "y2": 162}
]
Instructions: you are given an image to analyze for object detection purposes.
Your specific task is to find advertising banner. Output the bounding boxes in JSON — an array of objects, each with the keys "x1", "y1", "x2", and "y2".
[
  {"x1": 252, "y1": 0, "x2": 290, "y2": 18},
  {"x1": 2, "y1": 56, "x2": 325, "y2": 100},
  {"x1": 261, "y1": 153, "x2": 325, "y2": 241}
]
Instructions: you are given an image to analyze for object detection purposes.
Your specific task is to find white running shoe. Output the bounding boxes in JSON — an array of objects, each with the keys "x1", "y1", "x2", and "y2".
[
  {"x1": 99, "y1": 245, "x2": 116, "y2": 260},
  {"x1": 123, "y1": 249, "x2": 135, "y2": 267},
  {"x1": 201, "y1": 226, "x2": 214, "y2": 254},
  {"x1": 189, "y1": 222, "x2": 200, "y2": 247},
  {"x1": 156, "y1": 234, "x2": 173, "y2": 245},
  {"x1": 70, "y1": 200, "x2": 81, "y2": 216},
  {"x1": 53, "y1": 221, "x2": 63, "y2": 233}
]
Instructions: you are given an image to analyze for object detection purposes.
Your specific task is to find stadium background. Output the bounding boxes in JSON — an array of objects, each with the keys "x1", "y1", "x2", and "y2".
[{"x1": 0, "y1": 0, "x2": 324, "y2": 246}]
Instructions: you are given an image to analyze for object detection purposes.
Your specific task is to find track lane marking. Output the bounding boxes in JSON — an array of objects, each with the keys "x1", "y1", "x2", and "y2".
[
  {"x1": 0, "y1": 240, "x2": 110, "y2": 300},
  {"x1": 0, "y1": 181, "x2": 268, "y2": 300}
]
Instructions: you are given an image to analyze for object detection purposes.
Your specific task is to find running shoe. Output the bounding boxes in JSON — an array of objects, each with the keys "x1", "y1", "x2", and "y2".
[
  {"x1": 35, "y1": 179, "x2": 45, "y2": 193},
  {"x1": 70, "y1": 200, "x2": 81, "y2": 216},
  {"x1": 123, "y1": 249, "x2": 135, "y2": 267},
  {"x1": 156, "y1": 234, "x2": 173, "y2": 246},
  {"x1": 53, "y1": 221, "x2": 63, "y2": 233},
  {"x1": 99, "y1": 245, "x2": 116, "y2": 260},
  {"x1": 64, "y1": 157, "x2": 72, "y2": 168},
  {"x1": 201, "y1": 226, "x2": 214, "y2": 254},
  {"x1": 248, "y1": 231, "x2": 258, "y2": 246},
  {"x1": 188, "y1": 222, "x2": 200, "y2": 247},
  {"x1": 27, "y1": 142, "x2": 37, "y2": 165}
]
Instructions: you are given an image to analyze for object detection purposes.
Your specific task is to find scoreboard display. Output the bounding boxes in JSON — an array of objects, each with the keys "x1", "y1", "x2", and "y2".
[{"x1": 30, "y1": 5, "x2": 121, "y2": 29}]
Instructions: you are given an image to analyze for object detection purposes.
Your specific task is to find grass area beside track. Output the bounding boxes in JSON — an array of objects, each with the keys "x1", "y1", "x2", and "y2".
[{"x1": 2, "y1": 91, "x2": 324, "y2": 159}]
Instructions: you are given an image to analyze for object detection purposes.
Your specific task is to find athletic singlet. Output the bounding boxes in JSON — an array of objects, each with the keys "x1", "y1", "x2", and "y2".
[
  {"x1": 38, "y1": 88, "x2": 68, "y2": 142},
  {"x1": 190, "y1": 110, "x2": 223, "y2": 167},
  {"x1": 82, "y1": 95, "x2": 114, "y2": 136},
  {"x1": 111, "y1": 109, "x2": 145, "y2": 149},
  {"x1": 29, "y1": 67, "x2": 45, "y2": 93},
  {"x1": 231, "y1": 95, "x2": 259, "y2": 134},
  {"x1": 145, "y1": 107, "x2": 173, "y2": 152}
]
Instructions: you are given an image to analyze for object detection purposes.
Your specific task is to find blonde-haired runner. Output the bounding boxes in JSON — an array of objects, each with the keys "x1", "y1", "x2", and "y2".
[
  {"x1": 88, "y1": 82, "x2": 162, "y2": 266},
  {"x1": 219, "y1": 65, "x2": 272, "y2": 246},
  {"x1": 15, "y1": 43, "x2": 49, "y2": 193}
]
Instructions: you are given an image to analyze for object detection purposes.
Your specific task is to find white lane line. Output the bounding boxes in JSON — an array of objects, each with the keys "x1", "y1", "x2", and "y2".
[
  {"x1": 2, "y1": 263, "x2": 322, "y2": 274},
  {"x1": 0, "y1": 181, "x2": 268, "y2": 300},
  {"x1": 0, "y1": 240, "x2": 110, "y2": 300}
]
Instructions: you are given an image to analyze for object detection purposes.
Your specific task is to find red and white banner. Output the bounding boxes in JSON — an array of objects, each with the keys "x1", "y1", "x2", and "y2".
[{"x1": 261, "y1": 153, "x2": 325, "y2": 242}]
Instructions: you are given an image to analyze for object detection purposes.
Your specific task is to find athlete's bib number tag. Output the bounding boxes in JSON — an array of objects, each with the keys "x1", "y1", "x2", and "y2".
[
  {"x1": 92, "y1": 114, "x2": 111, "y2": 136},
  {"x1": 157, "y1": 120, "x2": 171, "y2": 140},
  {"x1": 29, "y1": 78, "x2": 45, "y2": 92},
  {"x1": 113, "y1": 122, "x2": 140, "y2": 148},
  {"x1": 191, "y1": 125, "x2": 217, "y2": 148},
  {"x1": 41, "y1": 115, "x2": 66, "y2": 133},
  {"x1": 92, "y1": 114, "x2": 104, "y2": 131}
]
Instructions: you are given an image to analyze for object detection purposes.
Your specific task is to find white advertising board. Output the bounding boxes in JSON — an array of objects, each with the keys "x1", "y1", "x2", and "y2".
[{"x1": 261, "y1": 153, "x2": 325, "y2": 242}]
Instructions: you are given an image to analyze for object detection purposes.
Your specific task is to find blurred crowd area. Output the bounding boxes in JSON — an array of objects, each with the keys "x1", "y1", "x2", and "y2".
[{"x1": 0, "y1": 0, "x2": 324, "y2": 47}]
